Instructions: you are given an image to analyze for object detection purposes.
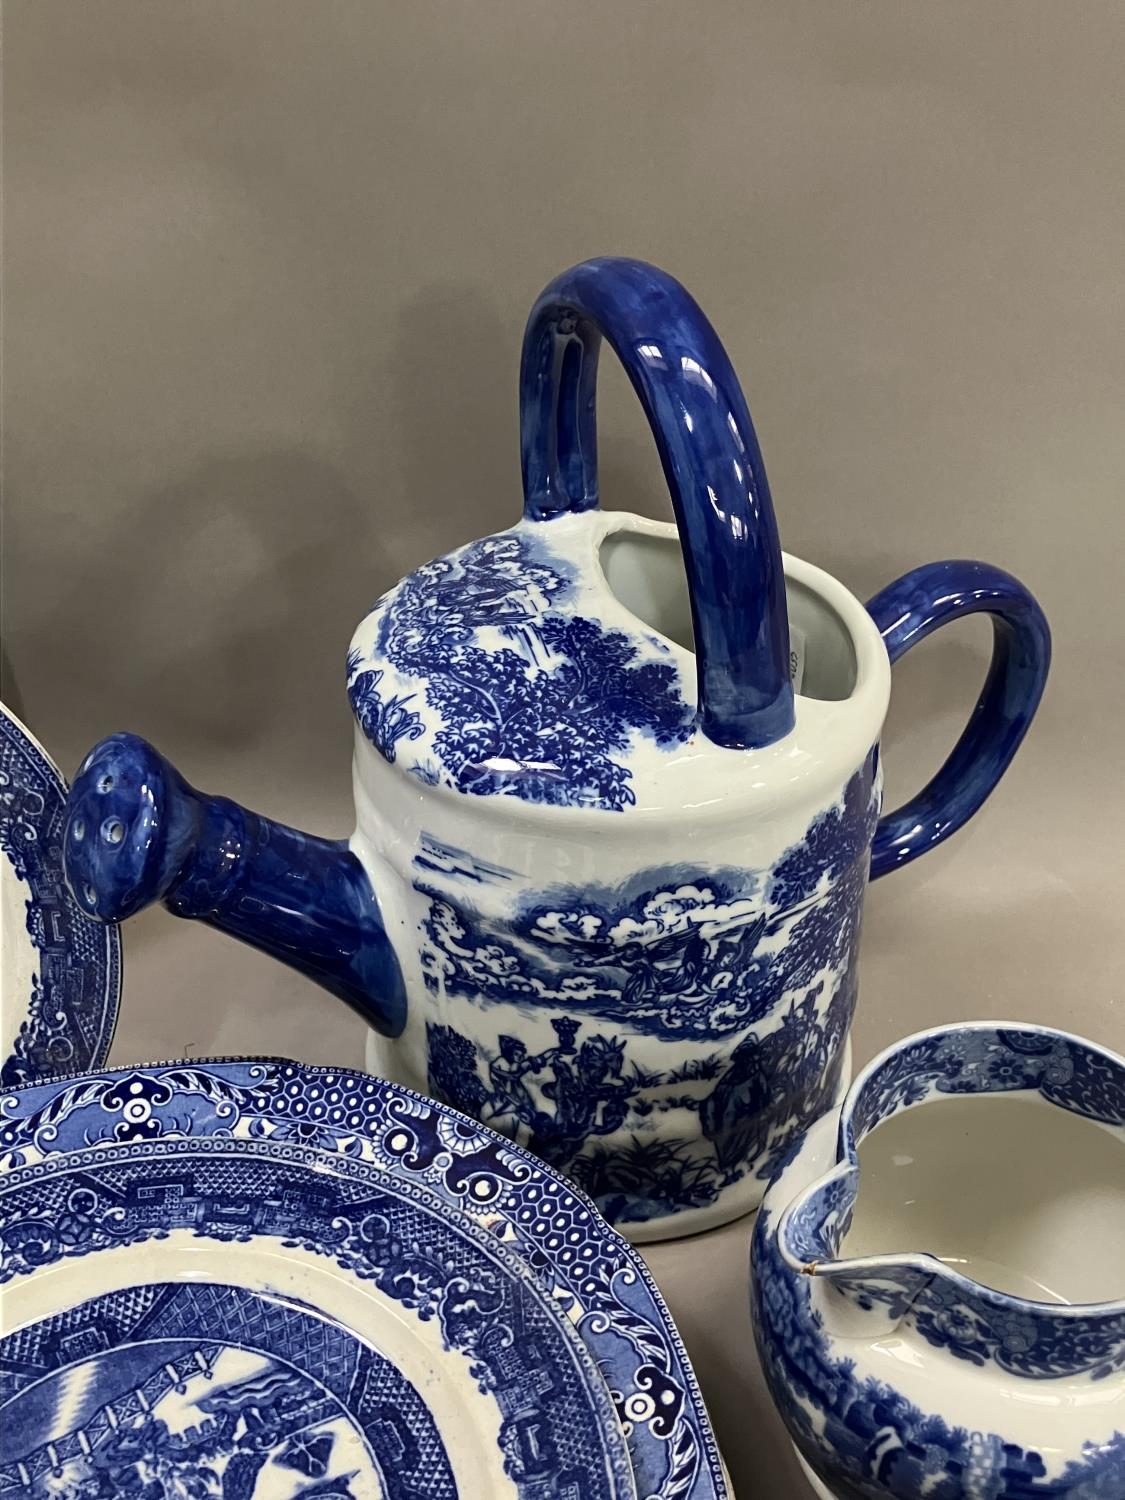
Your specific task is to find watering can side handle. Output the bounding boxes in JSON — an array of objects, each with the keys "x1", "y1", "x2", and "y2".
[
  {"x1": 62, "y1": 733, "x2": 408, "y2": 1037},
  {"x1": 519, "y1": 256, "x2": 795, "y2": 752},
  {"x1": 866, "y1": 560, "x2": 1051, "y2": 880}
]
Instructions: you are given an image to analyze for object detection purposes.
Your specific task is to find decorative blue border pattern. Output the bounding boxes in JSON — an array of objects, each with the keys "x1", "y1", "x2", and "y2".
[
  {"x1": 0, "y1": 1137, "x2": 635, "y2": 1500},
  {"x1": 0, "y1": 710, "x2": 121, "y2": 1087},
  {"x1": 843, "y1": 1026, "x2": 1125, "y2": 1142},
  {"x1": 752, "y1": 1023, "x2": 1125, "y2": 1498},
  {"x1": 348, "y1": 531, "x2": 694, "y2": 810},
  {"x1": 0, "y1": 1059, "x2": 729, "y2": 1500},
  {"x1": 780, "y1": 1027, "x2": 1125, "y2": 1381},
  {"x1": 1, "y1": 1282, "x2": 457, "y2": 1499},
  {"x1": 754, "y1": 1203, "x2": 1125, "y2": 1500}
]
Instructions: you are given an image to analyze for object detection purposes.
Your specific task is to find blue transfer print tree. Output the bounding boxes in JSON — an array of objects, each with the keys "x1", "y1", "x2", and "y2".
[
  {"x1": 569, "y1": 984, "x2": 852, "y2": 1225},
  {"x1": 349, "y1": 533, "x2": 693, "y2": 810},
  {"x1": 346, "y1": 666, "x2": 425, "y2": 763},
  {"x1": 428, "y1": 1023, "x2": 490, "y2": 1114},
  {"x1": 697, "y1": 981, "x2": 853, "y2": 1177}
]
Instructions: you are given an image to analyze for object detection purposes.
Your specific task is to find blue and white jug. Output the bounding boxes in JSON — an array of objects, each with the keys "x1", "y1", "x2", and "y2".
[
  {"x1": 63, "y1": 258, "x2": 1050, "y2": 1239},
  {"x1": 751, "y1": 1022, "x2": 1125, "y2": 1499}
]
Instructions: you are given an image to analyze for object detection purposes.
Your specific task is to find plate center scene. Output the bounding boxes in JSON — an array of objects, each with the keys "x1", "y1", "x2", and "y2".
[{"x1": 0, "y1": 1282, "x2": 458, "y2": 1500}]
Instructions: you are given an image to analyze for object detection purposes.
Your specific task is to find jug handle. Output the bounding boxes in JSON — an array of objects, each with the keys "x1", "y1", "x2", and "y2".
[
  {"x1": 866, "y1": 560, "x2": 1050, "y2": 879},
  {"x1": 520, "y1": 257, "x2": 795, "y2": 751}
]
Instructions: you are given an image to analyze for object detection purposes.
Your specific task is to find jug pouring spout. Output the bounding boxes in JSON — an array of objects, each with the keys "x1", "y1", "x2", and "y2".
[
  {"x1": 753, "y1": 1021, "x2": 1125, "y2": 1500},
  {"x1": 63, "y1": 733, "x2": 407, "y2": 1037}
]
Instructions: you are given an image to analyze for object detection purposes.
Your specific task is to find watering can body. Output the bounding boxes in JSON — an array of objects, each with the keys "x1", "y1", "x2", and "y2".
[{"x1": 64, "y1": 259, "x2": 1050, "y2": 1239}]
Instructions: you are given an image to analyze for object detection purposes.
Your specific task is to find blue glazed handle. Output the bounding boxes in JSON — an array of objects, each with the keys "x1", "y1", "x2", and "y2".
[
  {"x1": 866, "y1": 560, "x2": 1050, "y2": 879},
  {"x1": 520, "y1": 257, "x2": 794, "y2": 751}
]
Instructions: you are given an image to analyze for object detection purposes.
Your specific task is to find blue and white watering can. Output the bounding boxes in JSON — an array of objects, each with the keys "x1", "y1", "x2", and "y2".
[{"x1": 63, "y1": 258, "x2": 1050, "y2": 1239}]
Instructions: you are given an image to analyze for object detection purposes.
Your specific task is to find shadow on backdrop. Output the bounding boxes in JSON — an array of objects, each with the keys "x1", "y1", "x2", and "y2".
[{"x1": 17, "y1": 451, "x2": 387, "y2": 789}]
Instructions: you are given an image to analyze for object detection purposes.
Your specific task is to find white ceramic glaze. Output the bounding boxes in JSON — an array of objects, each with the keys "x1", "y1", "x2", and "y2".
[{"x1": 751, "y1": 1022, "x2": 1125, "y2": 1500}]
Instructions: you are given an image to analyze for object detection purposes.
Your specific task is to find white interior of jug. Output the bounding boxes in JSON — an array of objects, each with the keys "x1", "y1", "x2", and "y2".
[
  {"x1": 1, "y1": 851, "x2": 38, "y2": 1063},
  {"x1": 599, "y1": 528, "x2": 858, "y2": 701},
  {"x1": 838, "y1": 1092, "x2": 1125, "y2": 1304}
]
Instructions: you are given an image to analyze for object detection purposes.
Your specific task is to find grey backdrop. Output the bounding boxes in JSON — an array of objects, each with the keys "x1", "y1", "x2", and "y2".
[{"x1": 5, "y1": 4, "x2": 1124, "y2": 1493}]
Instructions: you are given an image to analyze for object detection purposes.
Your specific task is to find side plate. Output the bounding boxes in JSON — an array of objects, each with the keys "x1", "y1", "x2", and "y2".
[{"x1": 1, "y1": 704, "x2": 121, "y2": 1086}]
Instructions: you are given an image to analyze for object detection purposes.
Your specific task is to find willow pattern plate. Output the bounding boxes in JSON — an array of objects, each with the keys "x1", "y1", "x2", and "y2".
[
  {"x1": 1, "y1": 1058, "x2": 729, "y2": 1500},
  {"x1": 0, "y1": 1131, "x2": 636, "y2": 1499}
]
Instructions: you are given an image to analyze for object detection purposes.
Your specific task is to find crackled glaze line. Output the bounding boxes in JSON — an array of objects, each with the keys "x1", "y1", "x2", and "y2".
[
  {"x1": 753, "y1": 1203, "x2": 1125, "y2": 1500},
  {"x1": 1, "y1": 1282, "x2": 456, "y2": 1498},
  {"x1": 781, "y1": 1027, "x2": 1125, "y2": 1381},
  {"x1": 752, "y1": 1023, "x2": 1125, "y2": 1499}
]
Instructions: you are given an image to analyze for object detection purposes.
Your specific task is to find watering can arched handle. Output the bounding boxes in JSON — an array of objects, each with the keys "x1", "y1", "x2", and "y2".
[
  {"x1": 520, "y1": 257, "x2": 794, "y2": 751},
  {"x1": 867, "y1": 560, "x2": 1051, "y2": 878}
]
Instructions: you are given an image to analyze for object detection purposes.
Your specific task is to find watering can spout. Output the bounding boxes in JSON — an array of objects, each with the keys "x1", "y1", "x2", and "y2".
[{"x1": 62, "y1": 733, "x2": 407, "y2": 1037}]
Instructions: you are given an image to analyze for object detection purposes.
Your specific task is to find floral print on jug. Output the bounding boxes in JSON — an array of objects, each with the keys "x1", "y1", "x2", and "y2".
[
  {"x1": 843, "y1": 1026, "x2": 1125, "y2": 1142},
  {"x1": 347, "y1": 531, "x2": 694, "y2": 810},
  {"x1": 781, "y1": 1027, "x2": 1125, "y2": 1382},
  {"x1": 752, "y1": 1023, "x2": 1125, "y2": 1498},
  {"x1": 753, "y1": 1202, "x2": 1125, "y2": 1500}
]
